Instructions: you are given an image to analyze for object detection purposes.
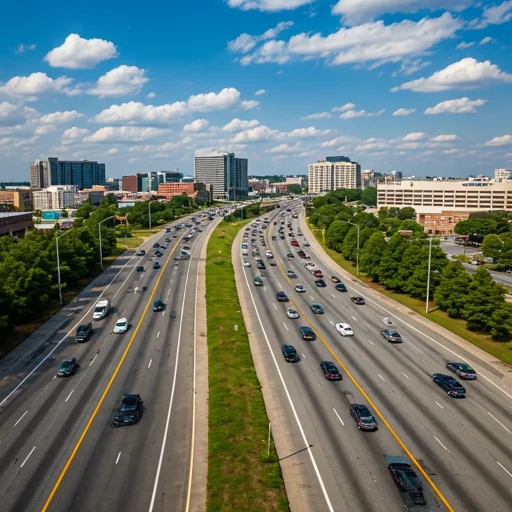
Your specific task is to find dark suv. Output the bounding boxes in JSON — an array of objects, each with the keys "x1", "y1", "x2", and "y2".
[
  {"x1": 76, "y1": 323, "x2": 93, "y2": 343},
  {"x1": 111, "y1": 394, "x2": 143, "y2": 427},
  {"x1": 276, "y1": 291, "x2": 289, "y2": 302},
  {"x1": 300, "y1": 326, "x2": 316, "y2": 340},
  {"x1": 350, "y1": 404, "x2": 378, "y2": 431}
]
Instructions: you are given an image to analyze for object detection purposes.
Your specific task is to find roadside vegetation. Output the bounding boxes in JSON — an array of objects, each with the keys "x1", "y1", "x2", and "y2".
[{"x1": 206, "y1": 203, "x2": 289, "y2": 512}]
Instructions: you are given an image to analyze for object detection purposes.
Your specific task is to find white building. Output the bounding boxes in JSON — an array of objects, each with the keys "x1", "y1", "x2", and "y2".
[
  {"x1": 33, "y1": 186, "x2": 77, "y2": 210},
  {"x1": 308, "y1": 158, "x2": 361, "y2": 193}
]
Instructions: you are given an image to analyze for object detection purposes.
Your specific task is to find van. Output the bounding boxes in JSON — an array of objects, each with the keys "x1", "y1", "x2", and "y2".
[{"x1": 93, "y1": 299, "x2": 110, "y2": 320}]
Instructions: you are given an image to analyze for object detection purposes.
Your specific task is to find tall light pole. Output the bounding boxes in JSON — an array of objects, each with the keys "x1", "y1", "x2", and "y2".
[
  {"x1": 55, "y1": 229, "x2": 74, "y2": 304},
  {"x1": 99, "y1": 215, "x2": 116, "y2": 270}
]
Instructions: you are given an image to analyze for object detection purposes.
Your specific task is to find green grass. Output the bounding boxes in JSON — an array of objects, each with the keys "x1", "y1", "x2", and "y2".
[
  {"x1": 308, "y1": 221, "x2": 512, "y2": 367},
  {"x1": 206, "y1": 218, "x2": 289, "y2": 512}
]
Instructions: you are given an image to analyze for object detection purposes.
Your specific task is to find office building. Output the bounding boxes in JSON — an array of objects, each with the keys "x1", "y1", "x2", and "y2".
[
  {"x1": 29, "y1": 158, "x2": 105, "y2": 190},
  {"x1": 0, "y1": 189, "x2": 33, "y2": 209},
  {"x1": 194, "y1": 152, "x2": 248, "y2": 200},
  {"x1": 33, "y1": 186, "x2": 77, "y2": 210},
  {"x1": 157, "y1": 182, "x2": 212, "y2": 205},
  {"x1": 105, "y1": 178, "x2": 120, "y2": 192},
  {"x1": 308, "y1": 156, "x2": 361, "y2": 193},
  {"x1": 285, "y1": 175, "x2": 308, "y2": 188},
  {"x1": 495, "y1": 168, "x2": 511, "y2": 181},
  {"x1": 122, "y1": 175, "x2": 138, "y2": 192}
]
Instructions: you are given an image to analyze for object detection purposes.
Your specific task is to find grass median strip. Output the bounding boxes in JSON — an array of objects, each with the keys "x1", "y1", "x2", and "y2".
[{"x1": 206, "y1": 217, "x2": 289, "y2": 512}]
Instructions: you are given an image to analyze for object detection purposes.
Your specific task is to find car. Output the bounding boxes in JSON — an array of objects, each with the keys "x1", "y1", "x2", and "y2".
[
  {"x1": 256, "y1": 260, "x2": 266, "y2": 270},
  {"x1": 281, "y1": 345, "x2": 299, "y2": 363},
  {"x1": 165, "y1": 237, "x2": 172, "y2": 243},
  {"x1": 252, "y1": 249, "x2": 260, "y2": 257},
  {"x1": 254, "y1": 277, "x2": 263, "y2": 286},
  {"x1": 276, "y1": 291, "x2": 289, "y2": 302},
  {"x1": 280, "y1": 235, "x2": 285, "y2": 240},
  {"x1": 335, "y1": 283, "x2": 347, "y2": 292},
  {"x1": 261, "y1": 241, "x2": 267, "y2": 247},
  {"x1": 76, "y1": 323, "x2": 93, "y2": 342},
  {"x1": 330, "y1": 276, "x2": 341, "y2": 283},
  {"x1": 286, "y1": 253, "x2": 294, "y2": 259},
  {"x1": 136, "y1": 249, "x2": 146, "y2": 256},
  {"x1": 304, "y1": 242, "x2": 310, "y2": 247},
  {"x1": 111, "y1": 394, "x2": 143, "y2": 427},
  {"x1": 336, "y1": 323, "x2": 354, "y2": 336},
  {"x1": 153, "y1": 300, "x2": 166, "y2": 312},
  {"x1": 155, "y1": 251, "x2": 163, "y2": 257},
  {"x1": 160, "y1": 245, "x2": 167, "y2": 250},
  {"x1": 297, "y1": 250, "x2": 307, "y2": 259},
  {"x1": 291, "y1": 240, "x2": 299, "y2": 247},
  {"x1": 272, "y1": 235, "x2": 277, "y2": 241},
  {"x1": 380, "y1": 329, "x2": 402, "y2": 343},
  {"x1": 304, "y1": 262, "x2": 316, "y2": 269},
  {"x1": 286, "y1": 269, "x2": 297, "y2": 278},
  {"x1": 350, "y1": 404, "x2": 377, "y2": 431},
  {"x1": 243, "y1": 260, "x2": 251, "y2": 267},
  {"x1": 432, "y1": 373, "x2": 466, "y2": 397},
  {"x1": 386, "y1": 456, "x2": 426, "y2": 506},
  {"x1": 92, "y1": 299, "x2": 110, "y2": 320},
  {"x1": 300, "y1": 326, "x2": 316, "y2": 340},
  {"x1": 153, "y1": 262, "x2": 161, "y2": 270},
  {"x1": 445, "y1": 362, "x2": 477, "y2": 380},
  {"x1": 287, "y1": 308, "x2": 300, "y2": 319},
  {"x1": 265, "y1": 250, "x2": 274, "y2": 259},
  {"x1": 311, "y1": 303, "x2": 324, "y2": 314},
  {"x1": 351, "y1": 296, "x2": 365, "y2": 305},
  {"x1": 298, "y1": 232, "x2": 303, "y2": 237},
  {"x1": 113, "y1": 318, "x2": 128, "y2": 334},
  {"x1": 295, "y1": 284, "x2": 306, "y2": 293},
  {"x1": 269, "y1": 261, "x2": 277, "y2": 267},
  {"x1": 313, "y1": 270, "x2": 323, "y2": 278},
  {"x1": 57, "y1": 358, "x2": 79, "y2": 377},
  {"x1": 315, "y1": 279, "x2": 326, "y2": 287},
  {"x1": 153, "y1": 243, "x2": 160, "y2": 248},
  {"x1": 136, "y1": 266, "x2": 145, "y2": 273},
  {"x1": 320, "y1": 361, "x2": 342, "y2": 381}
]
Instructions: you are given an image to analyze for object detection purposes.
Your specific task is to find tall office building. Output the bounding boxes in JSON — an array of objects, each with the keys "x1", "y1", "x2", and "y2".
[
  {"x1": 308, "y1": 156, "x2": 361, "y2": 193},
  {"x1": 194, "y1": 152, "x2": 248, "y2": 200},
  {"x1": 30, "y1": 158, "x2": 105, "y2": 190}
]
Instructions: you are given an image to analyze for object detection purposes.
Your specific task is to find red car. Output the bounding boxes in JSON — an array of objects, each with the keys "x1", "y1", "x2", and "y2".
[
  {"x1": 313, "y1": 270, "x2": 323, "y2": 278},
  {"x1": 291, "y1": 240, "x2": 299, "y2": 247}
]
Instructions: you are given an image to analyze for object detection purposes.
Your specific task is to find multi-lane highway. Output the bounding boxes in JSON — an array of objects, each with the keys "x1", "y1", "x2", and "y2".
[
  {"x1": 0, "y1": 211, "x2": 218, "y2": 512},
  {"x1": 234, "y1": 201, "x2": 512, "y2": 512}
]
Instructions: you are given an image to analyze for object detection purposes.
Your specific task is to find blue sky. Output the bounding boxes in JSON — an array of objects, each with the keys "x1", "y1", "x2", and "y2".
[{"x1": 1, "y1": 0, "x2": 512, "y2": 182}]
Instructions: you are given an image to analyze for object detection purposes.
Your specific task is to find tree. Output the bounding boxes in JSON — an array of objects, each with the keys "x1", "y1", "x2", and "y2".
[
  {"x1": 360, "y1": 187, "x2": 377, "y2": 206},
  {"x1": 287, "y1": 184, "x2": 302, "y2": 195},
  {"x1": 398, "y1": 219, "x2": 426, "y2": 236},
  {"x1": 325, "y1": 221, "x2": 350, "y2": 252},
  {"x1": 360, "y1": 231, "x2": 387, "y2": 281},
  {"x1": 397, "y1": 207, "x2": 415, "y2": 220},
  {"x1": 341, "y1": 226, "x2": 359, "y2": 261},
  {"x1": 454, "y1": 218, "x2": 498, "y2": 236},
  {"x1": 481, "y1": 234, "x2": 504, "y2": 261},
  {"x1": 434, "y1": 262, "x2": 472, "y2": 318},
  {"x1": 490, "y1": 304, "x2": 512, "y2": 341},
  {"x1": 377, "y1": 233, "x2": 410, "y2": 290}
]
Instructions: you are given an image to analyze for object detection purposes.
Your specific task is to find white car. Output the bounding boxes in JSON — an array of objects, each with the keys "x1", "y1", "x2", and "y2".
[
  {"x1": 265, "y1": 250, "x2": 274, "y2": 259},
  {"x1": 304, "y1": 262, "x2": 316, "y2": 269},
  {"x1": 336, "y1": 323, "x2": 354, "y2": 337},
  {"x1": 113, "y1": 318, "x2": 128, "y2": 334},
  {"x1": 287, "y1": 308, "x2": 300, "y2": 319},
  {"x1": 295, "y1": 284, "x2": 305, "y2": 293},
  {"x1": 243, "y1": 260, "x2": 251, "y2": 267}
]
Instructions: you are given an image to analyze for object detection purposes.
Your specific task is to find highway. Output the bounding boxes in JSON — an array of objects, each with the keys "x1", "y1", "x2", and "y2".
[
  {"x1": 0, "y1": 211, "x2": 217, "y2": 512},
  {"x1": 234, "y1": 201, "x2": 512, "y2": 512}
]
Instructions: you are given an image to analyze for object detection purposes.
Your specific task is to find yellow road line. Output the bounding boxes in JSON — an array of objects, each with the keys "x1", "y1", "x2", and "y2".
[
  {"x1": 268, "y1": 232, "x2": 455, "y2": 512},
  {"x1": 42, "y1": 234, "x2": 182, "y2": 512}
]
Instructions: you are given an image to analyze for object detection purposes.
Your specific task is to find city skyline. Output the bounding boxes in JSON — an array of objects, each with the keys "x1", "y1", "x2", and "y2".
[{"x1": 1, "y1": 1, "x2": 512, "y2": 181}]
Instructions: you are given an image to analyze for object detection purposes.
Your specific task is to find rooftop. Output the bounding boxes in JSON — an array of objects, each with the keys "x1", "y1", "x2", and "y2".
[{"x1": 0, "y1": 211, "x2": 33, "y2": 218}]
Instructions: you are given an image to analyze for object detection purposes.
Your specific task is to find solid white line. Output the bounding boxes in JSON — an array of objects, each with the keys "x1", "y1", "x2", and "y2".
[
  {"x1": 240, "y1": 252, "x2": 335, "y2": 512},
  {"x1": 488, "y1": 412, "x2": 512, "y2": 434},
  {"x1": 65, "y1": 390, "x2": 74, "y2": 402},
  {"x1": 435, "y1": 401, "x2": 444, "y2": 409},
  {"x1": 283, "y1": 322, "x2": 289, "y2": 331},
  {"x1": 13, "y1": 410, "x2": 28, "y2": 427},
  {"x1": 20, "y1": 446, "x2": 36, "y2": 468},
  {"x1": 351, "y1": 316, "x2": 358, "y2": 322},
  {"x1": 115, "y1": 452, "x2": 121, "y2": 464},
  {"x1": 148, "y1": 254, "x2": 193, "y2": 512},
  {"x1": 378, "y1": 374, "x2": 385, "y2": 382},
  {"x1": 368, "y1": 340, "x2": 375, "y2": 346},
  {"x1": 89, "y1": 354, "x2": 98, "y2": 367},
  {"x1": 273, "y1": 302, "x2": 277, "y2": 309},
  {"x1": 497, "y1": 461, "x2": 512, "y2": 478},
  {"x1": 157, "y1": 331, "x2": 160, "y2": 338},
  {"x1": 433, "y1": 436, "x2": 450, "y2": 452},
  {"x1": 52, "y1": 375, "x2": 56, "y2": 380},
  {"x1": 401, "y1": 371, "x2": 409, "y2": 379},
  {"x1": 333, "y1": 408, "x2": 345, "y2": 426},
  {"x1": 148, "y1": 359, "x2": 152, "y2": 369}
]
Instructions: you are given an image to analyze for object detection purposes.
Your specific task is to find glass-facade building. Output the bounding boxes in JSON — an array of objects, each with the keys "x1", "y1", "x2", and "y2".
[{"x1": 38, "y1": 158, "x2": 106, "y2": 190}]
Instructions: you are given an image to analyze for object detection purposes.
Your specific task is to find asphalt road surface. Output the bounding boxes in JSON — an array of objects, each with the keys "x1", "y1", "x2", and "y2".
[
  {"x1": 0, "y1": 212, "x2": 218, "y2": 512},
  {"x1": 235, "y1": 201, "x2": 512, "y2": 512}
]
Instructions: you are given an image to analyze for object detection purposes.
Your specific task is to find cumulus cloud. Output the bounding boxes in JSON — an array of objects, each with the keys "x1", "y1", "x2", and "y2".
[
  {"x1": 147, "y1": 92, "x2": 156, "y2": 99},
  {"x1": 0, "y1": 102, "x2": 39, "y2": 126},
  {"x1": 87, "y1": 65, "x2": 148, "y2": 97},
  {"x1": 266, "y1": 142, "x2": 302, "y2": 153},
  {"x1": 321, "y1": 136, "x2": 357, "y2": 147},
  {"x1": 240, "y1": 99, "x2": 259, "y2": 110},
  {"x1": 106, "y1": 148, "x2": 119, "y2": 155},
  {"x1": 456, "y1": 41, "x2": 474, "y2": 49},
  {"x1": 183, "y1": 119, "x2": 209, "y2": 132},
  {"x1": 340, "y1": 108, "x2": 384, "y2": 119},
  {"x1": 424, "y1": 97, "x2": 487, "y2": 114},
  {"x1": 232, "y1": 125, "x2": 279, "y2": 142},
  {"x1": 84, "y1": 126, "x2": 169, "y2": 143},
  {"x1": 188, "y1": 87, "x2": 241, "y2": 111},
  {"x1": 301, "y1": 112, "x2": 332, "y2": 120},
  {"x1": 393, "y1": 58, "x2": 431, "y2": 76},
  {"x1": 402, "y1": 132, "x2": 426, "y2": 141},
  {"x1": 331, "y1": 0, "x2": 472, "y2": 26},
  {"x1": 480, "y1": 36, "x2": 495, "y2": 45},
  {"x1": 331, "y1": 103, "x2": 356, "y2": 112},
  {"x1": 35, "y1": 125, "x2": 57, "y2": 135},
  {"x1": 392, "y1": 58, "x2": 512, "y2": 92},
  {"x1": 62, "y1": 127, "x2": 90, "y2": 144},
  {"x1": 227, "y1": 0, "x2": 313, "y2": 12},
  {"x1": 355, "y1": 138, "x2": 388, "y2": 151},
  {"x1": 228, "y1": 21, "x2": 294, "y2": 53},
  {"x1": 45, "y1": 34, "x2": 118, "y2": 69},
  {"x1": 16, "y1": 43, "x2": 36, "y2": 54},
  {"x1": 39, "y1": 110, "x2": 84, "y2": 124},
  {"x1": 255, "y1": 89, "x2": 266, "y2": 96},
  {"x1": 485, "y1": 135, "x2": 512, "y2": 146},
  {"x1": 431, "y1": 134, "x2": 458, "y2": 142},
  {"x1": 223, "y1": 118, "x2": 260, "y2": 131},
  {"x1": 287, "y1": 127, "x2": 331, "y2": 138},
  {"x1": 472, "y1": 1, "x2": 512, "y2": 29},
  {"x1": 392, "y1": 108, "x2": 415, "y2": 116},
  {"x1": 0, "y1": 72, "x2": 82, "y2": 98}
]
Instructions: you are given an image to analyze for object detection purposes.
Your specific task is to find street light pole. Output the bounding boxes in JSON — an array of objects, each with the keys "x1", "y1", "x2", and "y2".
[
  {"x1": 99, "y1": 215, "x2": 116, "y2": 270},
  {"x1": 425, "y1": 237, "x2": 433, "y2": 314},
  {"x1": 55, "y1": 229, "x2": 74, "y2": 304}
]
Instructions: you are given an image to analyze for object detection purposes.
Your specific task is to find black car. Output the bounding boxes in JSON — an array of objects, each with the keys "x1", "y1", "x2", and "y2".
[
  {"x1": 111, "y1": 394, "x2": 143, "y2": 427},
  {"x1": 136, "y1": 249, "x2": 146, "y2": 256},
  {"x1": 269, "y1": 261, "x2": 277, "y2": 267},
  {"x1": 254, "y1": 277, "x2": 263, "y2": 286},
  {"x1": 153, "y1": 262, "x2": 161, "y2": 270},
  {"x1": 165, "y1": 237, "x2": 172, "y2": 243},
  {"x1": 153, "y1": 300, "x2": 166, "y2": 312},
  {"x1": 276, "y1": 291, "x2": 289, "y2": 302},
  {"x1": 57, "y1": 358, "x2": 79, "y2": 377},
  {"x1": 386, "y1": 456, "x2": 426, "y2": 506},
  {"x1": 315, "y1": 279, "x2": 326, "y2": 287},
  {"x1": 351, "y1": 296, "x2": 365, "y2": 305},
  {"x1": 256, "y1": 260, "x2": 266, "y2": 270},
  {"x1": 432, "y1": 373, "x2": 466, "y2": 397},
  {"x1": 335, "y1": 283, "x2": 347, "y2": 292},
  {"x1": 76, "y1": 323, "x2": 92, "y2": 343},
  {"x1": 160, "y1": 245, "x2": 167, "y2": 250},
  {"x1": 311, "y1": 303, "x2": 324, "y2": 314},
  {"x1": 349, "y1": 404, "x2": 378, "y2": 431},
  {"x1": 446, "y1": 362, "x2": 477, "y2": 380},
  {"x1": 272, "y1": 236, "x2": 277, "y2": 241},
  {"x1": 155, "y1": 251, "x2": 163, "y2": 257},
  {"x1": 380, "y1": 329, "x2": 402, "y2": 343},
  {"x1": 153, "y1": 243, "x2": 160, "y2": 248},
  {"x1": 281, "y1": 345, "x2": 299, "y2": 363},
  {"x1": 286, "y1": 253, "x2": 294, "y2": 259},
  {"x1": 136, "y1": 266, "x2": 145, "y2": 273},
  {"x1": 300, "y1": 326, "x2": 316, "y2": 340},
  {"x1": 280, "y1": 235, "x2": 285, "y2": 240},
  {"x1": 320, "y1": 361, "x2": 342, "y2": 381}
]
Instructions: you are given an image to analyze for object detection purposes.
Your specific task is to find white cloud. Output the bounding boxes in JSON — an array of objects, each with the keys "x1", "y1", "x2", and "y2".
[
  {"x1": 321, "y1": 136, "x2": 357, "y2": 147},
  {"x1": 87, "y1": 65, "x2": 148, "y2": 97},
  {"x1": 228, "y1": 21, "x2": 294, "y2": 53},
  {"x1": 392, "y1": 108, "x2": 415, "y2": 116},
  {"x1": 233, "y1": 125, "x2": 279, "y2": 142},
  {"x1": 188, "y1": 87, "x2": 241, "y2": 111},
  {"x1": 331, "y1": 0, "x2": 472, "y2": 26},
  {"x1": 227, "y1": 0, "x2": 313, "y2": 12},
  {"x1": 35, "y1": 125, "x2": 56, "y2": 135},
  {"x1": 0, "y1": 72, "x2": 82, "y2": 98},
  {"x1": 128, "y1": 158, "x2": 138, "y2": 163},
  {"x1": 39, "y1": 110, "x2": 84, "y2": 124},
  {"x1": 472, "y1": 1, "x2": 512, "y2": 29},
  {"x1": 183, "y1": 119, "x2": 209, "y2": 132},
  {"x1": 403, "y1": 132, "x2": 426, "y2": 141},
  {"x1": 266, "y1": 142, "x2": 302, "y2": 153},
  {"x1": 298, "y1": 150, "x2": 317, "y2": 157},
  {"x1": 240, "y1": 99, "x2": 260, "y2": 110},
  {"x1": 62, "y1": 127, "x2": 90, "y2": 144},
  {"x1": 147, "y1": 92, "x2": 156, "y2": 99},
  {"x1": 223, "y1": 118, "x2": 260, "y2": 131},
  {"x1": 0, "y1": 102, "x2": 39, "y2": 126},
  {"x1": 485, "y1": 135, "x2": 512, "y2": 146},
  {"x1": 479, "y1": 36, "x2": 495, "y2": 45},
  {"x1": 16, "y1": 43, "x2": 36, "y2": 54},
  {"x1": 393, "y1": 58, "x2": 431, "y2": 76},
  {"x1": 456, "y1": 41, "x2": 474, "y2": 49},
  {"x1": 424, "y1": 97, "x2": 487, "y2": 114},
  {"x1": 340, "y1": 108, "x2": 384, "y2": 119},
  {"x1": 287, "y1": 127, "x2": 331, "y2": 138},
  {"x1": 84, "y1": 126, "x2": 169, "y2": 143},
  {"x1": 331, "y1": 103, "x2": 356, "y2": 112},
  {"x1": 431, "y1": 134, "x2": 458, "y2": 142},
  {"x1": 355, "y1": 138, "x2": 389, "y2": 151},
  {"x1": 392, "y1": 58, "x2": 512, "y2": 92},
  {"x1": 255, "y1": 89, "x2": 266, "y2": 96},
  {"x1": 301, "y1": 112, "x2": 332, "y2": 120},
  {"x1": 106, "y1": 148, "x2": 119, "y2": 155},
  {"x1": 443, "y1": 148, "x2": 461, "y2": 154},
  {"x1": 44, "y1": 34, "x2": 118, "y2": 69}
]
